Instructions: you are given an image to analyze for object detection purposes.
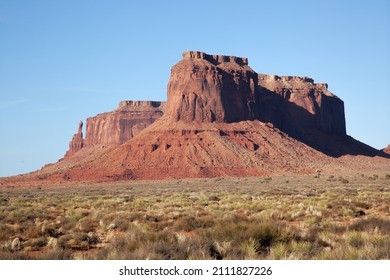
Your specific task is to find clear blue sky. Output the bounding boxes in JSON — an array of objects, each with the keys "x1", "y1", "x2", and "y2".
[{"x1": 0, "y1": 0, "x2": 389, "y2": 177}]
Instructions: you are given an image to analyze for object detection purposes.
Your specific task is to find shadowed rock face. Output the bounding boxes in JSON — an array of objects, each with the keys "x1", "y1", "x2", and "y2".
[{"x1": 257, "y1": 74, "x2": 346, "y2": 137}]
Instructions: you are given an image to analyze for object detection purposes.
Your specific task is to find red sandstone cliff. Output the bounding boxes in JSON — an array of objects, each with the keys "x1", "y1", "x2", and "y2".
[
  {"x1": 64, "y1": 121, "x2": 84, "y2": 157},
  {"x1": 64, "y1": 101, "x2": 164, "y2": 157},
  {"x1": 165, "y1": 51, "x2": 346, "y2": 138},
  {"x1": 165, "y1": 51, "x2": 258, "y2": 123},
  {"x1": 84, "y1": 100, "x2": 164, "y2": 146},
  {"x1": 257, "y1": 74, "x2": 346, "y2": 137}
]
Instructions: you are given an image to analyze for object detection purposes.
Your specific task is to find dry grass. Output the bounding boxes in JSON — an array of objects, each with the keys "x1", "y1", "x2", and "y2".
[{"x1": 0, "y1": 173, "x2": 389, "y2": 259}]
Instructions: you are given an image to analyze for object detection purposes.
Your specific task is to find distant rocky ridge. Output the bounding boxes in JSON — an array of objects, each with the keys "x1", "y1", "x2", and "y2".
[{"x1": 383, "y1": 145, "x2": 390, "y2": 155}]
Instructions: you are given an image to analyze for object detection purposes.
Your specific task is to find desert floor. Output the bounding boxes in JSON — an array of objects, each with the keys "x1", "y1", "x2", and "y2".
[{"x1": 0, "y1": 172, "x2": 389, "y2": 260}]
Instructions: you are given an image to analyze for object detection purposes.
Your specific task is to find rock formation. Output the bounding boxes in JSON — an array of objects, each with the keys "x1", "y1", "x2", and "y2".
[
  {"x1": 165, "y1": 51, "x2": 258, "y2": 123},
  {"x1": 64, "y1": 101, "x2": 164, "y2": 157},
  {"x1": 64, "y1": 121, "x2": 84, "y2": 157},
  {"x1": 257, "y1": 74, "x2": 346, "y2": 137},
  {"x1": 64, "y1": 51, "x2": 347, "y2": 159},
  {"x1": 52, "y1": 50, "x2": 385, "y2": 181},
  {"x1": 165, "y1": 51, "x2": 346, "y2": 138},
  {"x1": 2, "y1": 50, "x2": 388, "y2": 185},
  {"x1": 84, "y1": 100, "x2": 164, "y2": 146}
]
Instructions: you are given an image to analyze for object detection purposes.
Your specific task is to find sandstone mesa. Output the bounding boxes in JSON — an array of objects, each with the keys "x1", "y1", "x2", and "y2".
[{"x1": 1, "y1": 51, "x2": 389, "y2": 185}]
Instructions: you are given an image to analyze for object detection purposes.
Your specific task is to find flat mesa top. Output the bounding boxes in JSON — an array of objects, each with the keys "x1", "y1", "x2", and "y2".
[{"x1": 182, "y1": 51, "x2": 248, "y2": 66}]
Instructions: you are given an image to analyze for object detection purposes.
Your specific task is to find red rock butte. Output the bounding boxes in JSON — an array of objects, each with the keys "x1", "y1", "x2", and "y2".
[{"x1": 1, "y1": 51, "x2": 389, "y2": 185}]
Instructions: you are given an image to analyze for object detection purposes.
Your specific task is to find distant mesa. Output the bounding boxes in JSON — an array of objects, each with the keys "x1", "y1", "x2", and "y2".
[{"x1": 1, "y1": 51, "x2": 389, "y2": 185}]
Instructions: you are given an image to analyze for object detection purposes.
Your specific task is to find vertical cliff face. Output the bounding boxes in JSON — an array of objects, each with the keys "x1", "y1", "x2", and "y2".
[
  {"x1": 257, "y1": 74, "x2": 346, "y2": 137},
  {"x1": 83, "y1": 101, "x2": 165, "y2": 146},
  {"x1": 165, "y1": 51, "x2": 259, "y2": 123},
  {"x1": 64, "y1": 121, "x2": 84, "y2": 157},
  {"x1": 63, "y1": 101, "x2": 164, "y2": 157},
  {"x1": 165, "y1": 51, "x2": 346, "y2": 137}
]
